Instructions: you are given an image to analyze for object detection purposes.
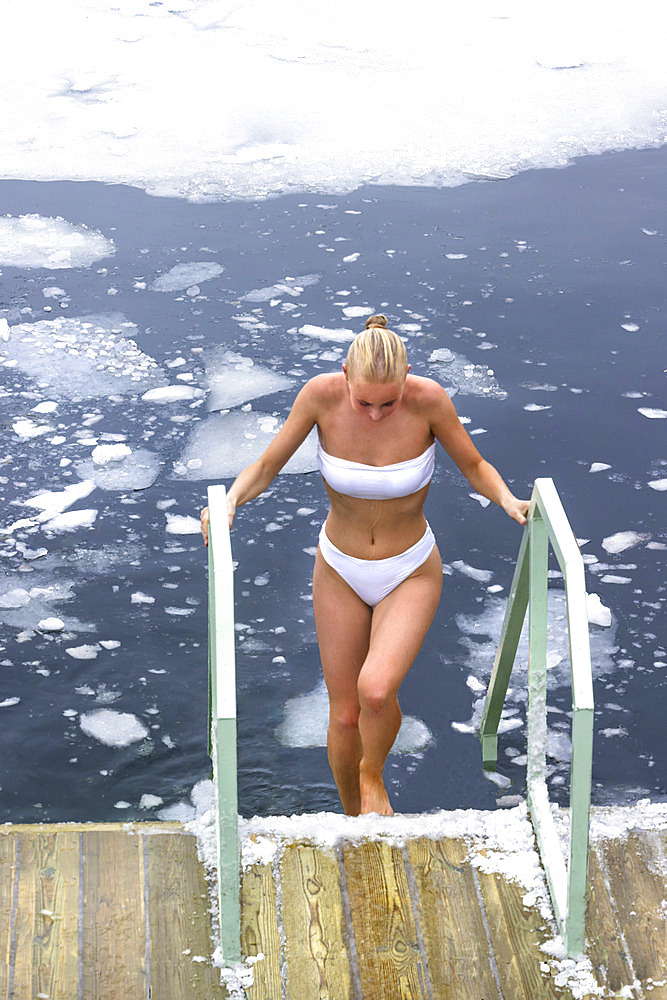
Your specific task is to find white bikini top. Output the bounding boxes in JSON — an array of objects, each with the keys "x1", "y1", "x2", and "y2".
[{"x1": 317, "y1": 440, "x2": 436, "y2": 500}]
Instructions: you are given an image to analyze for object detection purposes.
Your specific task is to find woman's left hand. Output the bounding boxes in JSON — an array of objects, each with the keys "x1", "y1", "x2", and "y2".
[{"x1": 504, "y1": 497, "x2": 530, "y2": 526}]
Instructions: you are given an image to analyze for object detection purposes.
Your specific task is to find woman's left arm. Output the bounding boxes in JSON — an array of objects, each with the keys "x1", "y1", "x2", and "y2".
[{"x1": 429, "y1": 383, "x2": 530, "y2": 525}]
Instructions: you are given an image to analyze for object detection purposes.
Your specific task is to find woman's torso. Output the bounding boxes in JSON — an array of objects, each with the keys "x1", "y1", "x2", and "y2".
[{"x1": 315, "y1": 374, "x2": 435, "y2": 559}]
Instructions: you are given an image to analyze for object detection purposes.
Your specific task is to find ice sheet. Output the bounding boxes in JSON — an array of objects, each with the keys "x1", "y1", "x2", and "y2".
[
  {"x1": 174, "y1": 411, "x2": 319, "y2": 480},
  {"x1": 275, "y1": 679, "x2": 433, "y2": 754},
  {"x1": 0, "y1": 214, "x2": 115, "y2": 268},
  {"x1": 2, "y1": 3, "x2": 667, "y2": 202},
  {"x1": 150, "y1": 262, "x2": 224, "y2": 292},
  {"x1": 205, "y1": 350, "x2": 294, "y2": 411},
  {"x1": 79, "y1": 708, "x2": 149, "y2": 747},
  {"x1": 428, "y1": 348, "x2": 507, "y2": 399},
  {"x1": 2, "y1": 315, "x2": 164, "y2": 400}
]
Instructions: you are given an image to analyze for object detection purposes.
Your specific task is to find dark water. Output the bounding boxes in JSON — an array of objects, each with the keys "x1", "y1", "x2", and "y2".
[{"x1": 0, "y1": 145, "x2": 664, "y2": 822}]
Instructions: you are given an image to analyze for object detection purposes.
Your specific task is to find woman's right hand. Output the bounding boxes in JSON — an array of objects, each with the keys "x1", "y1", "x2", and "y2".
[{"x1": 200, "y1": 497, "x2": 238, "y2": 546}]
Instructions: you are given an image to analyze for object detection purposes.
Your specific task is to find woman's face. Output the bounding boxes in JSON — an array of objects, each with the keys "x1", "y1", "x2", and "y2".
[{"x1": 345, "y1": 376, "x2": 405, "y2": 422}]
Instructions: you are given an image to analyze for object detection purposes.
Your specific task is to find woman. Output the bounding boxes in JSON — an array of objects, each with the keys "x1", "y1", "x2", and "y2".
[{"x1": 201, "y1": 315, "x2": 529, "y2": 816}]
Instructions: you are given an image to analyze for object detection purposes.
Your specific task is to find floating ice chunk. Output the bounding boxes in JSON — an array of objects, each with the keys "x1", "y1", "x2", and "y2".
[
  {"x1": 242, "y1": 273, "x2": 320, "y2": 302},
  {"x1": 638, "y1": 407, "x2": 667, "y2": 419},
  {"x1": 589, "y1": 462, "x2": 611, "y2": 473},
  {"x1": 12, "y1": 417, "x2": 52, "y2": 439},
  {"x1": 142, "y1": 385, "x2": 197, "y2": 402},
  {"x1": 0, "y1": 697, "x2": 20, "y2": 708},
  {"x1": 428, "y1": 348, "x2": 506, "y2": 399},
  {"x1": 92, "y1": 443, "x2": 132, "y2": 465},
  {"x1": 276, "y1": 680, "x2": 432, "y2": 753},
  {"x1": 66, "y1": 644, "x2": 101, "y2": 660},
  {"x1": 205, "y1": 350, "x2": 294, "y2": 411},
  {"x1": 38, "y1": 617, "x2": 64, "y2": 631},
  {"x1": 0, "y1": 215, "x2": 115, "y2": 269},
  {"x1": 469, "y1": 492, "x2": 491, "y2": 507},
  {"x1": 648, "y1": 478, "x2": 667, "y2": 491},
  {"x1": 165, "y1": 513, "x2": 201, "y2": 534},
  {"x1": 342, "y1": 253, "x2": 361, "y2": 263},
  {"x1": 3, "y1": 316, "x2": 164, "y2": 401},
  {"x1": 139, "y1": 794, "x2": 164, "y2": 809},
  {"x1": 175, "y1": 411, "x2": 318, "y2": 479},
  {"x1": 25, "y1": 480, "x2": 96, "y2": 521},
  {"x1": 452, "y1": 559, "x2": 493, "y2": 583},
  {"x1": 445, "y1": 253, "x2": 468, "y2": 260},
  {"x1": 131, "y1": 591, "x2": 155, "y2": 604},
  {"x1": 602, "y1": 530, "x2": 650, "y2": 554},
  {"x1": 158, "y1": 801, "x2": 196, "y2": 821},
  {"x1": 600, "y1": 574, "x2": 632, "y2": 584},
  {"x1": 0, "y1": 588, "x2": 31, "y2": 610},
  {"x1": 621, "y1": 322, "x2": 639, "y2": 332},
  {"x1": 80, "y1": 709, "x2": 149, "y2": 747},
  {"x1": 298, "y1": 324, "x2": 355, "y2": 343},
  {"x1": 99, "y1": 640, "x2": 121, "y2": 650},
  {"x1": 342, "y1": 305, "x2": 373, "y2": 318},
  {"x1": 43, "y1": 509, "x2": 98, "y2": 533},
  {"x1": 586, "y1": 593, "x2": 612, "y2": 627},
  {"x1": 32, "y1": 401, "x2": 58, "y2": 413},
  {"x1": 150, "y1": 262, "x2": 223, "y2": 292},
  {"x1": 253, "y1": 573, "x2": 269, "y2": 586},
  {"x1": 524, "y1": 403, "x2": 551, "y2": 412},
  {"x1": 76, "y1": 449, "x2": 161, "y2": 491}
]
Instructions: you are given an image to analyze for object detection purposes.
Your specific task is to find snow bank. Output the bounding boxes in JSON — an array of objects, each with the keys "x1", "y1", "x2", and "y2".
[{"x1": 2, "y1": 2, "x2": 667, "y2": 202}]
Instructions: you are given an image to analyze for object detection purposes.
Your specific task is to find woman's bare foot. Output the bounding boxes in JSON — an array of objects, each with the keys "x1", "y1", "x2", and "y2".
[{"x1": 359, "y1": 767, "x2": 394, "y2": 816}]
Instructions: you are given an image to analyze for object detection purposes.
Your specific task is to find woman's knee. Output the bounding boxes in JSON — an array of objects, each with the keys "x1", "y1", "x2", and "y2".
[
  {"x1": 329, "y1": 701, "x2": 361, "y2": 731},
  {"x1": 357, "y1": 672, "x2": 397, "y2": 717}
]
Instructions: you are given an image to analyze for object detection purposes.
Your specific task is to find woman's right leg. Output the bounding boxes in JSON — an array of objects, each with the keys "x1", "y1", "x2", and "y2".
[{"x1": 313, "y1": 549, "x2": 372, "y2": 815}]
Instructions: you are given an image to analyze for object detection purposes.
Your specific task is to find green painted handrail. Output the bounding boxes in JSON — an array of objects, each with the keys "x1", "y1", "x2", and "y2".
[
  {"x1": 207, "y1": 484, "x2": 241, "y2": 964},
  {"x1": 478, "y1": 478, "x2": 594, "y2": 958}
]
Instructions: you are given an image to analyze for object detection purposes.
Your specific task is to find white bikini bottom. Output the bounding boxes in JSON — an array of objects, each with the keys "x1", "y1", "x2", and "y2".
[{"x1": 317, "y1": 522, "x2": 436, "y2": 608}]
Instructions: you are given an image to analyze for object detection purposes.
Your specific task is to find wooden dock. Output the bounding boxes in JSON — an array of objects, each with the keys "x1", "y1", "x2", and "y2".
[{"x1": 1, "y1": 816, "x2": 665, "y2": 999}]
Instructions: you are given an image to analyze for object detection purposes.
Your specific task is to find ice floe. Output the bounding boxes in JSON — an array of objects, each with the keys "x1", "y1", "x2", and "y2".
[
  {"x1": 298, "y1": 324, "x2": 355, "y2": 343},
  {"x1": 150, "y1": 262, "x2": 224, "y2": 292},
  {"x1": 24, "y1": 480, "x2": 96, "y2": 522},
  {"x1": 76, "y1": 449, "x2": 161, "y2": 491},
  {"x1": 602, "y1": 530, "x2": 650, "y2": 554},
  {"x1": 0, "y1": 215, "x2": 115, "y2": 269},
  {"x1": 648, "y1": 478, "x2": 667, "y2": 491},
  {"x1": 638, "y1": 407, "x2": 667, "y2": 419},
  {"x1": 43, "y1": 509, "x2": 98, "y2": 534},
  {"x1": 2, "y1": 315, "x2": 164, "y2": 400},
  {"x1": 165, "y1": 513, "x2": 201, "y2": 535},
  {"x1": 141, "y1": 385, "x2": 199, "y2": 403},
  {"x1": 242, "y1": 274, "x2": 320, "y2": 302},
  {"x1": 205, "y1": 350, "x2": 294, "y2": 412},
  {"x1": 276, "y1": 679, "x2": 433, "y2": 754},
  {"x1": 79, "y1": 709, "x2": 149, "y2": 747},
  {"x1": 428, "y1": 348, "x2": 507, "y2": 399},
  {"x1": 174, "y1": 411, "x2": 318, "y2": 480}
]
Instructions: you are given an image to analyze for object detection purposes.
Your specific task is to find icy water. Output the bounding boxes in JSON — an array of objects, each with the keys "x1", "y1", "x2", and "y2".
[{"x1": 0, "y1": 146, "x2": 664, "y2": 822}]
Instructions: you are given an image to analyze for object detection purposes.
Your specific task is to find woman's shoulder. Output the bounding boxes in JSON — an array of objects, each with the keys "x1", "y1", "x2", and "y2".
[
  {"x1": 403, "y1": 373, "x2": 451, "y2": 409},
  {"x1": 301, "y1": 371, "x2": 346, "y2": 402}
]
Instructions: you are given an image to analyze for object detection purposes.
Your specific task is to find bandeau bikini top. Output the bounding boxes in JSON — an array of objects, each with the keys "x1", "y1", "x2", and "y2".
[{"x1": 317, "y1": 440, "x2": 436, "y2": 500}]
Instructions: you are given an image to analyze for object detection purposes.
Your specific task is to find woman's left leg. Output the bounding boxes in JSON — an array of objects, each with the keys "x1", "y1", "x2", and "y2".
[{"x1": 357, "y1": 546, "x2": 443, "y2": 815}]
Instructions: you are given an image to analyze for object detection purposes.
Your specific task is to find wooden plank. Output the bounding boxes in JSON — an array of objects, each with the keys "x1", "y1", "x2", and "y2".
[
  {"x1": 6, "y1": 822, "x2": 182, "y2": 834},
  {"x1": 81, "y1": 828, "x2": 147, "y2": 1000},
  {"x1": 11, "y1": 831, "x2": 39, "y2": 1000},
  {"x1": 343, "y1": 840, "x2": 428, "y2": 1000},
  {"x1": 280, "y1": 843, "x2": 353, "y2": 1000},
  {"x1": 32, "y1": 830, "x2": 81, "y2": 1000},
  {"x1": 474, "y1": 852, "x2": 565, "y2": 1000},
  {"x1": 241, "y1": 854, "x2": 282, "y2": 1000},
  {"x1": 585, "y1": 844, "x2": 636, "y2": 993},
  {"x1": 599, "y1": 832, "x2": 667, "y2": 994},
  {"x1": 406, "y1": 837, "x2": 501, "y2": 1000},
  {"x1": 147, "y1": 830, "x2": 227, "y2": 999},
  {"x1": 0, "y1": 833, "x2": 17, "y2": 1000}
]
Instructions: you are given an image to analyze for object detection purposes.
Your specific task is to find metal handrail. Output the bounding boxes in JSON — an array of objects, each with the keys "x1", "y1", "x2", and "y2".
[
  {"x1": 478, "y1": 478, "x2": 594, "y2": 957},
  {"x1": 207, "y1": 484, "x2": 241, "y2": 963}
]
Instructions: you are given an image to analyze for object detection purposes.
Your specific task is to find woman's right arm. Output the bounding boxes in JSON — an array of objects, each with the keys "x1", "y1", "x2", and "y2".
[{"x1": 201, "y1": 378, "x2": 320, "y2": 543}]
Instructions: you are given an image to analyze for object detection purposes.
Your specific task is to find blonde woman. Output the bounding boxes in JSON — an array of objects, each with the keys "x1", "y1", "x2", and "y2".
[{"x1": 201, "y1": 315, "x2": 529, "y2": 816}]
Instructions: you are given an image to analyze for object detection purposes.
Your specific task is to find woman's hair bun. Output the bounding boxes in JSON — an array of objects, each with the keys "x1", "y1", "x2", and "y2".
[{"x1": 365, "y1": 313, "x2": 388, "y2": 329}]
